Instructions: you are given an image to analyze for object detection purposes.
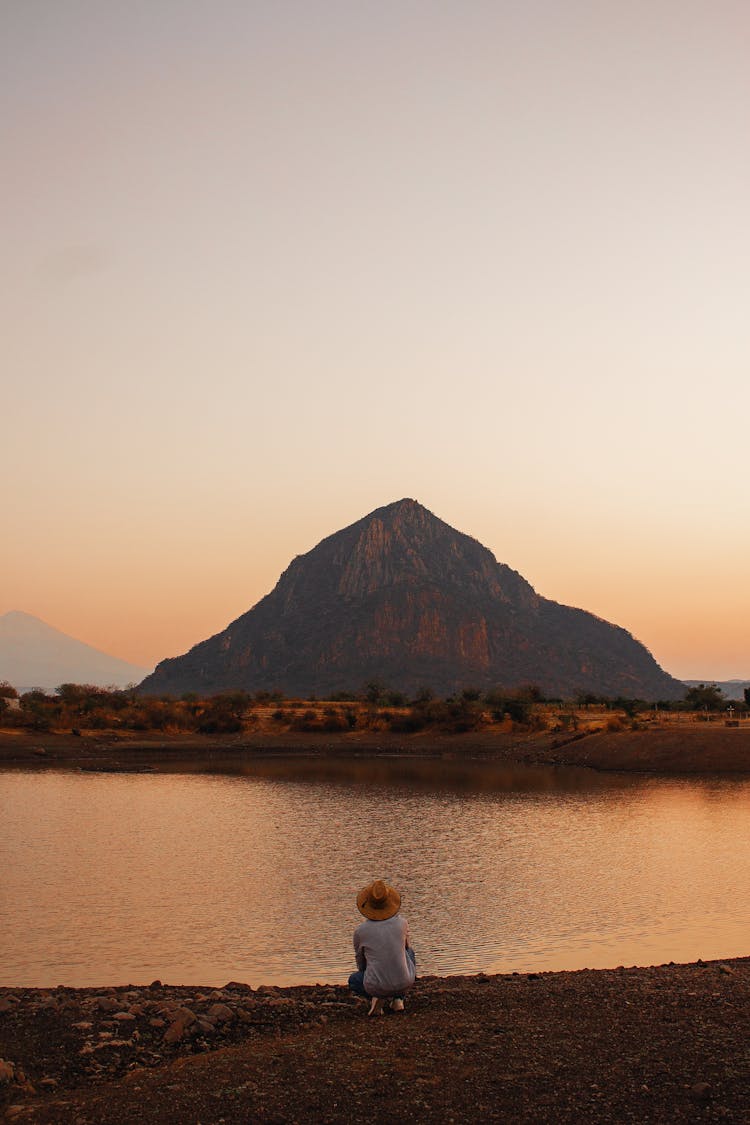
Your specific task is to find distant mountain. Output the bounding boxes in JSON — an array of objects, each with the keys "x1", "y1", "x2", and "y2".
[
  {"x1": 683, "y1": 680, "x2": 750, "y2": 702},
  {"x1": 140, "y1": 499, "x2": 685, "y2": 700},
  {"x1": 0, "y1": 611, "x2": 151, "y2": 692}
]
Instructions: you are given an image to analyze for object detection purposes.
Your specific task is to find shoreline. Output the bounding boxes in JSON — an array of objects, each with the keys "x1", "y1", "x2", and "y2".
[
  {"x1": 2, "y1": 957, "x2": 749, "y2": 1122},
  {"x1": 3, "y1": 723, "x2": 750, "y2": 776},
  {"x1": 5, "y1": 728, "x2": 750, "y2": 1118}
]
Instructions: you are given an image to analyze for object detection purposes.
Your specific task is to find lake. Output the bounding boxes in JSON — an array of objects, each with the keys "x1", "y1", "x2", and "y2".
[{"x1": 2, "y1": 761, "x2": 750, "y2": 988}]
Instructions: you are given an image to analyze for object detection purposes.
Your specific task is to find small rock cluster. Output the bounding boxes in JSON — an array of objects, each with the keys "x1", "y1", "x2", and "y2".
[{"x1": 0, "y1": 980, "x2": 357, "y2": 1100}]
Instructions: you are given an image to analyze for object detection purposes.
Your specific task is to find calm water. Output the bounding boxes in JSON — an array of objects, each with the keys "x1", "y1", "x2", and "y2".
[{"x1": 2, "y1": 762, "x2": 750, "y2": 988}]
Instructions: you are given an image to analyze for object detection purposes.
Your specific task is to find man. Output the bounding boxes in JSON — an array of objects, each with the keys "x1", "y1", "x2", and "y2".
[{"x1": 349, "y1": 878, "x2": 417, "y2": 1015}]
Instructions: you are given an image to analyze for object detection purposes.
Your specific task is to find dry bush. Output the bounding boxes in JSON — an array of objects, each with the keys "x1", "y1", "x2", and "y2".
[{"x1": 290, "y1": 708, "x2": 320, "y2": 732}]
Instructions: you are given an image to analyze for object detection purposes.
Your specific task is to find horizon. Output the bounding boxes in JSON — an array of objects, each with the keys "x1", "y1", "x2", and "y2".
[
  {"x1": 3, "y1": 3, "x2": 748, "y2": 680},
  {"x1": 2, "y1": 488, "x2": 749, "y2": 682},
  {"x1": 3, "y1": 565, "x2": 750, "y2": 688}
]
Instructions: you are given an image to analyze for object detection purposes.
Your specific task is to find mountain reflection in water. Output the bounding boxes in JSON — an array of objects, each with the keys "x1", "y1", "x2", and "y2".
[{"x1": 2, "y1": 762, "x2": 750, "y2": 988}]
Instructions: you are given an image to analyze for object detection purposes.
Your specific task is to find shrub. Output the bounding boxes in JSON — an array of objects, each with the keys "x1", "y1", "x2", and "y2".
[
  {"x1": 364, "y1": 680, "x2": 387, "y2": 704},
  {"x1": 19, "y1": 690, "x2": 56, "y2": 730},
  {"x1": 291, "y1": 709, "x2": 320, "y2": 732},
  {"x1": 503, "y1": 698, "x2": 532, "y2": 724},
  {"x1": 198, "y1": 715, "x2": 242, "y2": 734},
  {"x1": 320, "y1": 706, "x2": 349, "y2": 733},
  {"x1": 485, "y1": 691, "x2": 532, "y2": 726},
  {"x1": 343, "y1": 707, "x2": 358, "y2": 729},
  {"x1": 388, "y1": 710, "x2": 429, "y2": 733},
  {"x1": 554, "y1": 711, "x2": 579, "y2": 732}
]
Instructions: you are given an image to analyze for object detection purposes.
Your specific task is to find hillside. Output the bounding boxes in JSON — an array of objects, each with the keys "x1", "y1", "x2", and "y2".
[
  {"x1": 683, "y1": 679, "x2": 750, "y2": 701},
  {"x1": 140, "y1": 499, "x2": 684, "y2": 700},
  {"x1": 0, "y1": 611, "x2": 150, "y2": 692}
]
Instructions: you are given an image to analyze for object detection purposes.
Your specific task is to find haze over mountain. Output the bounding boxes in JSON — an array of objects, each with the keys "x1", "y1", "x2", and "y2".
[
  {"x1": 140, "y1": 500, "x2": 684, "y2": 700},
  {"x1": 0, "y1": 611, "x2": 151, "y2": 692},
  {"x1": 682, "y1": 680, "x2": 750, "y2": 702}
]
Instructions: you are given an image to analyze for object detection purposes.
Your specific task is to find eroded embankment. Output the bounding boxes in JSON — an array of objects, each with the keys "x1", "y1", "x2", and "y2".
[{"x1": 2, "y1": 724, "x2": 750, "y2": 775}]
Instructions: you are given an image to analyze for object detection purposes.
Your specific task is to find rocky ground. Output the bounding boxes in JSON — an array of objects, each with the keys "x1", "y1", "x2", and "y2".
[{"x1": 2, "y1": 958, "x2": 750, "y2": 1122}]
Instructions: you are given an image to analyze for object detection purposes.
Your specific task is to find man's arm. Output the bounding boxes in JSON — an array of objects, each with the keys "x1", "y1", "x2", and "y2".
[{"x1": 353, "y1": 931, "x2": 366, "y2": 972}]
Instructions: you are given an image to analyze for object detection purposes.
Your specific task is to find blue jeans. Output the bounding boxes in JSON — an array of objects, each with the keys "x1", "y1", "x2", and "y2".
[{"x1": 348, "y1": 947, "x2": 416, "y2": 999}]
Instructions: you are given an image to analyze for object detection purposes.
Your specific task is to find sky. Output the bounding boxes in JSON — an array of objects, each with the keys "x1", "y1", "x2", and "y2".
[{"x1": 2, "y1": 1, "x2": 749, "y2": 680}]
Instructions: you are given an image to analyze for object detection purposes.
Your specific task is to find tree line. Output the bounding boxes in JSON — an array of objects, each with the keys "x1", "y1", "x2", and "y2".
[{"x1": 0, "y1": 679, "x2": 745, "y2": 736}]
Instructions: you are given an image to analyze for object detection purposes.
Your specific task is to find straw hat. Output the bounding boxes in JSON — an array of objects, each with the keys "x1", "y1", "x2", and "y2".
[{"x1": 357, "y1": 879, "x2": 401, "y2": 921}]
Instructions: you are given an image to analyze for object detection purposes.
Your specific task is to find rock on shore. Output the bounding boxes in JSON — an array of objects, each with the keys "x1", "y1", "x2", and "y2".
[{"x1": 2, "y1": 959, "x2": 750, "y2": 1122}]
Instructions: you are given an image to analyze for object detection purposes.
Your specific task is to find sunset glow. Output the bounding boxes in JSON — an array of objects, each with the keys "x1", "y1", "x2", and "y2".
[{"x1": 3, "y1": 2, "x2": 749, "y2": 680}]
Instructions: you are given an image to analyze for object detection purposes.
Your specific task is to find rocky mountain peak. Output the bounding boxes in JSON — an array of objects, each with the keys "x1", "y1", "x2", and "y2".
[{"x1": 139, "y1": 502, "x2": 685, "y2": 700}]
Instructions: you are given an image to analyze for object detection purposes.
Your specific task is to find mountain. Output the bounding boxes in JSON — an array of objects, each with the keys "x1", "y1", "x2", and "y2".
[
  {"x1": 683, "y1": 680, "x2": 750, "y2": 702},
  {"x1": 140, "y1": 499, "x2": 684, "y2": 701},
  {"x1": 0, "y1": 611, "x2": 151, "y2": 692}
]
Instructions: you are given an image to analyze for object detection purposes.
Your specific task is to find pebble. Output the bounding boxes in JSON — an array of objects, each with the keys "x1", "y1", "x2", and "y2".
[
  {"x1": 690, "y1": 1081, "x2": 712, "y2": 1102},
  {"x1": 96, "y1": 997, "x2": 120, "y2": 1012},
  {"x1": 162, "y1": 1009, "x2": 198, "y2": 1044},
  {"x1": 169, "y1": 1007, "x2": 197, "y2": 1026},
  {"x1": 0, "y1": 1059, "x2": 16, "y2": 1083},
  {"x1": 206, "y1": 1003, "x2": 235, "y2": 1024}
]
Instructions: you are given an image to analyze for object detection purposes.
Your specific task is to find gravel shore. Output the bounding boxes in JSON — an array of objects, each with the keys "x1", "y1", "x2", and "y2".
[{"x1": 2, "y1": 958, "x2": 749, "y2": 1122}]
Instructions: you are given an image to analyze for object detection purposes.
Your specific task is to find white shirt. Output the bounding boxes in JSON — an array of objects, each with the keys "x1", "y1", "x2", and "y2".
[{"x1": 353, "y1": 914, "x2": 416, "y2": 998}]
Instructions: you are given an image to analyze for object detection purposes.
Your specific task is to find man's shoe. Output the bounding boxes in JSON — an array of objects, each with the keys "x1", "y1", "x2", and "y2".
[
  {"x1": 390, "y1": 998, "x2": 405, "y2": 1012},
  {"x1": 368, "y1": 997, "x2": 384, "y2": 1016}
]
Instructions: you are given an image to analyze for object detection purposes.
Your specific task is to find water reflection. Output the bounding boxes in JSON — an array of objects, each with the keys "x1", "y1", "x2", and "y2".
[
  {"x1": 1, "y1": 764, "x2": 750, "y2": 988},
  {"x1": 183, "y1": 755, "x2": 625, "y2": 793}
]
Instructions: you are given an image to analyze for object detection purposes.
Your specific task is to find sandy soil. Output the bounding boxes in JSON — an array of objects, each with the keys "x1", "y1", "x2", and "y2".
[{"x1": 2, "y1": 959, "x2": 749, "y2": 1123}]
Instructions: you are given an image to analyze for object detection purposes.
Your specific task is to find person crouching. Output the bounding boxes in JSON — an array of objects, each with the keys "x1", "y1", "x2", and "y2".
[{"x1": 348, "y1": 879, "x2": 416, "y2": 1016}]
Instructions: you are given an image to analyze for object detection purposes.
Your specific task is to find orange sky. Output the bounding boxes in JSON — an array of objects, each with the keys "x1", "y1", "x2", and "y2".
[{"x1": 2, "y1": 2, "x2": 749, "y2": 680}]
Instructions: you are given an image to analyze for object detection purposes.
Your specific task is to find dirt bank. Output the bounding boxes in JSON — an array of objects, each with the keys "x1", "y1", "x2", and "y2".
[
  {"x1": 2, "y1": 959, "x2": 749, "y2": 1123},
  {"x1": 2, "y1": 723, "x2": 750, "y2": 775},
  {"x1": 554, "y1": 725, "x2": 750, "y2": 774}
]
